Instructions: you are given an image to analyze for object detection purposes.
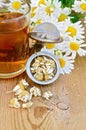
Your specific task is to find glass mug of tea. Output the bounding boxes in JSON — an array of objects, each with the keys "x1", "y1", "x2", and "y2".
[{"x1": 0, "y1": 0, "x2": 31, "y2": 78}]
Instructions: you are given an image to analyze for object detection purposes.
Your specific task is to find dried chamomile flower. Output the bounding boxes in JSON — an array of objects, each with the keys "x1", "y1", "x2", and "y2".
[
  {"x1": 13, "y1": 85, "x2": 23, "y2": 95},
  {"x1": 20, "y1": 79, "x2": 29, "y2": 88},
  {"x1": 18, "y1": 90, "x2": 32, "y2": 102},
  {"x1": 13, "y1": 79, "x2": 29, "y2": 95},
  {"x1": 30, "y1": 86, "x2": 41, "y2": 97},
  {"x1": 44, "y1": 72, "x2": 53, "y2": 81},
  {"x1": 34, "y1": 72, "x2": 44, "y2": 81},
  {"x1": 30, "y1": 55, "x2": 56, "y2": 81},
  {"x1": 22, "y1": 101, "x2": 33, "y2": 108},
  {"x1": 42, "y1": 91, "x2": 53, "y2": 100},
  {"x1": 9, "y1": 98, "x2": 20, "y2": 108}
]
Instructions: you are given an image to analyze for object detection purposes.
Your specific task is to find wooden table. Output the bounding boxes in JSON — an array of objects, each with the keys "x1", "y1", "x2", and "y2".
[{"x1": 0, "y1": 56, "x2": 86, "y2": 130}]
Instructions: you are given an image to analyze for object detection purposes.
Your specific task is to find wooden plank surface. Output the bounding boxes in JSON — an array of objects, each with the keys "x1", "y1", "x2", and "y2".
[{"x1": 0, "y1": 56, "x2": 86, "y2": 130}]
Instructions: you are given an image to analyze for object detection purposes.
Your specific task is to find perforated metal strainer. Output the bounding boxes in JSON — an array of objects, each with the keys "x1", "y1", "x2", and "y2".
[{"x1": 29, "y1": 22, "x2": 63, "y2": 43}]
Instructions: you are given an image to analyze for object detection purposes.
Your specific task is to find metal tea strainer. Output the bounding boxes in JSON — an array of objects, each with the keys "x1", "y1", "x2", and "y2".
[{"x1": 29, "y1": 22, "x2": 63, "y2": 43}]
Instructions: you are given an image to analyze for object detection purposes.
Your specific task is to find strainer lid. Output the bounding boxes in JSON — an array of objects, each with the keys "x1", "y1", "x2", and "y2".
[{"x1": 29, "y1": 22, "x2": 63, "y2": 43}]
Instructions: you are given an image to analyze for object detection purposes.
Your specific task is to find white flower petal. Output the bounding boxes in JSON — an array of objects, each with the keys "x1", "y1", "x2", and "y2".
[{"x1": 78, "y1": 48, "x2": 86, "y2": 56}]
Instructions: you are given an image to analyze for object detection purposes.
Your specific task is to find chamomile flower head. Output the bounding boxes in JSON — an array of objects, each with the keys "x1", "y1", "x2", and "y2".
[
  {"x1": 62, "y1": 19, "x2": 85, "y2": 40},
  {"x1": 8, "y1": 0, "x2": 28, "y2": 14},
  {"x1": 54, "y1": 51, "x2": 75, "y2": 74},
  {"x1": 31, "y1": 16, "x2": 43, "y2": 25},
  {"x1": 60, "y1": 38, "x2": 86, "y2": 59},
  {"x1": 30, "y1": 17, "x2": 43, "y2": 32},
  {"x1": 57, "y1": 7, "x2": 71, "y2": 22},
  {"x1": 41, "y1": 43, "x2": 55, "y2": 54},
  {"x1": 41, "y1": 26, "x2": 62, "y2": 54},
  {"x1": 72, "y1": 0, "x2": 86, "y2": 13},
  {"x1": 34, "y1": 0, "x2": 61, "y2": 18}
]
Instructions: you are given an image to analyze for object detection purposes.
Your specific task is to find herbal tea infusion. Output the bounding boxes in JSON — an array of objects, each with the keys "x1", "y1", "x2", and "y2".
[{"x1": 0, "y1": 2, "x2": 30, "y2": 78}]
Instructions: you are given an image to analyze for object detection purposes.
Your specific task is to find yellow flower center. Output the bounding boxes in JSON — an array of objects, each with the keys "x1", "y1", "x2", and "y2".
[
  {"x1": 31, "y1": 12, "x2": 36, "y2": 18},
  {"x1": 80, "y1": 3, "x2": 86, "y2": 11},
  {"x1": 46, "y1": 43, "x2": 55, "y2": 49},
  {"x1": 32, "y1": 7, "x2": 37, "y2": 12},
  {"x1": 66, "y1": 26, "x2": 77, "y2": 37},
  {"x1": 12, "y1": 1, "x2": 21, "y2": 10},
  {"x1": 31, "y1": 7, "x2": 37, "y2": 18},
  {"x1": 70, "y1": 42, "x2": 79, "y2": 51},
  {"x1": 59, "y1": 58, "x2": 66, "y2": 68},
  {"x1": 58, "y1": 14, "x2": 68, "y2": 22},
  {"x1": 36, "y1": 19, "x2": 42, "y2": 24},
  {"x1": 38, "y1": 0, "x2": 46, "y2": 6},
  {"x1": 45, "y1": 6, "x2": 54, "y2": 15}
]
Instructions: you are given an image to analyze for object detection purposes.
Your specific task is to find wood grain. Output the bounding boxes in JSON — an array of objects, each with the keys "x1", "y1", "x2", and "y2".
[{"x1": 0, "y1": 56, "x2": 86, "y2": 130}]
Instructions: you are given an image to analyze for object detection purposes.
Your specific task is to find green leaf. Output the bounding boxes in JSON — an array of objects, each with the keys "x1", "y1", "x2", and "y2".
[
  {"x1": 59, "y1": 0, "x2": 74, "y2": 8},
  {"x1": 70, "y1": 16, "x2": 80, "y2": 23},
  {"x1": 69, "y1": 11, "x2": 85, "y2": 23}
]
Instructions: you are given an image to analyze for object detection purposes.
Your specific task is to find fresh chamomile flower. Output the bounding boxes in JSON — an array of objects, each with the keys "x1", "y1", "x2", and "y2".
[
  {"x1": 30, "y1": 17, "x2": 43, "y2": 32},
  {"x1": 54, "y1": 51, "x2": 75, "y2": 74},
  {"x1": 57, "y1": 7, "x2": 71, "y2": 22},
  {"x1": 8, "y1": 0, "x2": 28, "y2": 14},
  {"x1": 72, "y1": 0, "x2": 86, "y2": 13},
  {"x1": 34, "y1": 0, "x2": 61, "y2": 18},
  {"x1": 41, "y1": 43, "x2": 55, "y2": 54},
  {"x1": 31, "y1": 17, "x2": 43, "y2": 26},
  {"x1": 61, "y1": 19, "x2": 85, "y2": 40},
  {"x1": 60, "y1": 38, "x2": 86, "y2": 59}
]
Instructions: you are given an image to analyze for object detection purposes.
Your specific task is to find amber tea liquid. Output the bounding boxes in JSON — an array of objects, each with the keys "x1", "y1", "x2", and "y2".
[{"x1": 0, "y1": 12, "x2": 30, "y2": 78}]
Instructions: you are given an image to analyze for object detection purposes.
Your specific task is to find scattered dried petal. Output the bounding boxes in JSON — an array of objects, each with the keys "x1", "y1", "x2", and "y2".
[
  {"x1": 13, "y1": 79, "x2": 29, "y2": 95},
  {"x1": 9, "y1": 98, "x2": 20, "y2": 108},
  {"x1": 9, "y1": 80, "x2": 54, "y2": 111},
  {"x1": 20, "y1": 79, "x2": 29, "y2": 88},
  {"x1": 30, "y1": 86, "x2": 41, "y2": 96},
  {"x1": 22, "y1": 101, "x2": 33, "y2": 108},
  {"x1": 42, "y1": 91, "x2": 53, "y2": 100},
  {"x1": 13, "y1": 84, "x2": 25, "y2": 94},
  {"x1": 18, "y1": 90, "x2": 32, "y2": 102}
]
